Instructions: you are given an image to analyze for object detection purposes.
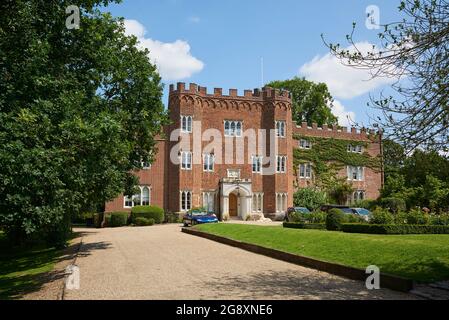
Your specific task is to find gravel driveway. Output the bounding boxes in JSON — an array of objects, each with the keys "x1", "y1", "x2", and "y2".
[{"x1": 64, "y1": 225, "x2": 417, "y2": 300}]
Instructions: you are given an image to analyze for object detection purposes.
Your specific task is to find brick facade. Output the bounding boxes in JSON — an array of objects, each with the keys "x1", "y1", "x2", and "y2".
[{"x1": 105, "y1": 83, "x2": 383, "y2": 219}]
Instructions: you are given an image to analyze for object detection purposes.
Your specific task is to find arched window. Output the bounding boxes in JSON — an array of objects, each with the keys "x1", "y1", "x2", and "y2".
[
  {"x1": 142, "y1": 187, "x2": 150, "y2": 206},
  {"x1": 236, "y1": 121, "x2": 242, "y2": 137}
]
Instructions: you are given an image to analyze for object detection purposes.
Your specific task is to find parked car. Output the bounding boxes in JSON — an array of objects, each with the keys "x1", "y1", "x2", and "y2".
[
  {"x1": 351, "y1": 208, "x2": 371, "y2": 221},
  {"x1": 285, "y1": 207, "x2": 311, "y2": 222},
  {"x1": 183, "y1": 209, "x2": 219, "y2": 227}
]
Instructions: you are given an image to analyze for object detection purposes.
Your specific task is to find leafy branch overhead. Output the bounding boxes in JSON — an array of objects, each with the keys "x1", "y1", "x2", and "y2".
[{"x1": 322, "y1": 0, "x2": 449, "y2": 152}]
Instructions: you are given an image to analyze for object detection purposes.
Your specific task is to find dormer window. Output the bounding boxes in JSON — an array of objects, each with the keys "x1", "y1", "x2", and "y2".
[
  {"x1": 347, "y1": 144, "x2": 363, "y2": 153},
  {"x1": 299, "y1": 139, "x2": 312, "y2": 149}
]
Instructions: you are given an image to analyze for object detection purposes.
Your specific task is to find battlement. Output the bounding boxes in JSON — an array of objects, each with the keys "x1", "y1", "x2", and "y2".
[
  {"x1": 169, "y1": 82, "x2": 291, "y2": 101},
  {"x1": 293, "y1": 122, "x2": 380, "y2": 142}
]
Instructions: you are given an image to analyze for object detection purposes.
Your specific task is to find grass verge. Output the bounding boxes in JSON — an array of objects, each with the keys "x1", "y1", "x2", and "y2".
[{"x1": 195, "y1": 224, "x2": 449, "y2": 283}]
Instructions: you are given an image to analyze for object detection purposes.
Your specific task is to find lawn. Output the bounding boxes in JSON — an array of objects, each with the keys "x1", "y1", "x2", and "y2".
[
  {"x1": 0, "y1": 231, "x2": 61, "y2": 300},
  {"x1": 195, "y1": 224, "x2": 449, "y2": 283}
]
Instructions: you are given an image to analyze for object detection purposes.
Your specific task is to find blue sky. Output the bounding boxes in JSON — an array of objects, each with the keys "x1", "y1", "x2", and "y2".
[{"x1": 104, "y1": 0, "x2": 404, "y2": 127}]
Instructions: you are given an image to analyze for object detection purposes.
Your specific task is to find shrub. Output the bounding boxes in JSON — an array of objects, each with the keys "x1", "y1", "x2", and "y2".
[
  {"x1": 110, "y1": 212, "x2": 129, "y2": 228},
  {"x1": 342, "y1": 223, "x2": 449, "y2": 235},
  {"x1": 283, "y1": 222, "x2": 326, "y2": 230},
  {"x1": 429, "y1": 214, "x2": 449, "y2": 226},
  {"x1": 288, "y1": 211, "x2": 308, "y2": 223},
  {"x1": 406, "y1": 209, "x2": 430, "y2": 225},
  {"x1": 165, "y1": 212, "x2": 182, "y2": 224},
  {"x1": 135, "y1": 217, "x2": 155, "y2": 226},
  {"x1": 347, "y1": 213, "x2": 366, "y2": 223},
  {"x1": 293, "y1": 188, "x2": 328, "y2": 211},
  {"x1": 370, "y1": 208, "x2": 395, "y2": 225},
  {"x1": 326, "y1": 209, "x2": 347, "y2": 231},
  {"x1": 308, "y1": 211, "x2": 327, "y2": 224},
  {"x1": 379, "y1": 197, "x2": 406, "y2": 213},
  {"x1": 131, "y1": 206, "x2": 164, "y2": 224}
]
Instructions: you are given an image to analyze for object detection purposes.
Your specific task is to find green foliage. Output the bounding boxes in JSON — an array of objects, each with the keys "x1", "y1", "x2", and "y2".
[
  {"x1": 165, "y1": 212, "x2": 182, "y2": 224},
  {"x1": 134, "y1": 217, "x2": 155, "y2": 227},
  {"x1": 267, "y1": 77, "x2": 337, "y2": 126},
  {"x1": 293, "y1": 188, "x2": 327, "y2": 210},
  {"x1": 293, "y1": 136, "x2": 380, "y2": 203},
  {"x1": 131, "y1": 206, "x2": 164, "y2": 224},
  {"x1": 342, "y1": 224, "x2": 449, "y2": 235},
  {"x1": 308, "y1": 211, "x2": 327, "y2": 224},
  {"x1": 0, "y1": 0, "x2": 168, "y2": 245},
  {"x1": 370, "y1": 208, "x2": 395, "y2": 225},
  {"x1": 326, "y1": 209, "x2": 346, "y2": 231},
  {"x1": 406, "y1": 209, "x2": 430, "y2": 225},
  {"x1": 379, "y1": 197, "x2": 407, "y2": 213},
  {"x1": 110, "y1": 212, "x2": 129, "y2": 228},
  {"x1": 430, "y1": 214, "x2": 449, "y2": 226}
]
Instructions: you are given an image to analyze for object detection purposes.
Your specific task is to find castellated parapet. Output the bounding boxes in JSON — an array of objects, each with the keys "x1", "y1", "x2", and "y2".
[{"x1": 169, "y1": 82, "x2": 292, "y2": 104}]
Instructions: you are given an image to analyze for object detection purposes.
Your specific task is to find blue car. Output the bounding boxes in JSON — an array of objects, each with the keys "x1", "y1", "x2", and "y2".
[
  {"x1": 352, "y1": 208, "x2": 372, "y2": 221},
  {"x1": 183, "y1": 209, "x2": 219, "y2": 227}
]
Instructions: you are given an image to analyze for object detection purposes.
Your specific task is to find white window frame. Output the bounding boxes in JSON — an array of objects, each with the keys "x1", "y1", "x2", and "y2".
[
  {"x1": 181, "y1": 151, "x2": 192, "y2": 170},
  {"x1": 276, "y1": 193, "x2": 288, "y2": 213},
  {"x1": 299, "y1": 163, "x2": 313, "y2": 179},
  {"x1": 347, "y1": 144, "x2": 363, "y2": 154},
  {"x1": 181, "y1": 115, "x2": 193, "y2": 133},
  {"x1": 141, "y1": 161, "x2": 151, "y2": 170},
  {"x1": 276, "y1": 121, "x2": 286, "y2": 138},
  {"x1": 224, "y1": 120, "x2": 243, "y2": 137},
  {"x1": 252, "y1": 193, "x2": 264, "y2": 213},
  {"x1": 347, "y1": 166, "x2": 365, "y2": 181},
  {"x1": 299, "y1": 139, "x2": 312, "y2": 150},
  {"x1": 180, "y1": 191, "x2": 192, "y2": 212},
  {"x1": 276, "y1": 155, "x2": 287, "y2": 173},
  {"x1": 124, "y1": 186, "x2": 151, "y2": 208},
  {"x1": 252, "y1": 155, "x2": 262, "y2": 173},
  {"x1": 203, "y1": 153, "x2": 215, "y2": 172}
]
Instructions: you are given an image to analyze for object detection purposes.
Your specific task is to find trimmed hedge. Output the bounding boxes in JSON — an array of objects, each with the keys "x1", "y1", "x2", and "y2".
[
  {"x1": 135, "y1": 217, "x2": 155, "y2": 227},
  {"x1": 110, "y1": 212, "x2": 129, "y2": 228},
  {"x1": 131, "y1": 206, "x2": 164, "y2": 224},
  {"x1": 283, "y1": 222, "x2": 326, "y2": 230},
  {"x1": 341, "y1": 223, "x2": 449, "y2": 235}
]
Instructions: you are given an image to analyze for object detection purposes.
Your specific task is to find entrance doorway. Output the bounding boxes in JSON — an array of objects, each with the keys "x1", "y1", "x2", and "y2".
[{"x1": 229, "y1": 193, "x2": 238, "y2": 217}]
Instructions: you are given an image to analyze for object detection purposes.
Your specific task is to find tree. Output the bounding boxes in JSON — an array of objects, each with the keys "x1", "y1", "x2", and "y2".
[
  {"x1": 293, "y1": 187, "x2": 328, "y2": 211},
  {"x1": 324, "y1": 0, "x2": 449, "y2": 152},
  {"x1": 0, "y1": 0, "x2": 167, "y2": 246},
  {"x1": 383, "y1": 139, "x2": 406, "y2": 179},
  {"x1": 267, "y1": 77, "x2": 338, "y2": 126}
]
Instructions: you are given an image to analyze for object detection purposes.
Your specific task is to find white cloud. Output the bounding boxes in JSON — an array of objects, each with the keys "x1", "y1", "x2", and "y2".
[
  {"x1": 124, "y1": 19, "x2": 204, "y2": 81},
  {"x1": 299, "y1": 42, "x2": 396, "y2": 100},
  {"x1": 331, "y1": 100, "x2": 356, "y2": 127},
  {"x1": 188, "y1": 16, "x2": 201, "y2": 24}
]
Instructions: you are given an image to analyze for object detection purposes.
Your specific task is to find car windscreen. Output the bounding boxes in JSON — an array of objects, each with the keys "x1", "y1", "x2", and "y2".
[{"x1": 341, "y1": 208, "x2": 354, "y2": 214}]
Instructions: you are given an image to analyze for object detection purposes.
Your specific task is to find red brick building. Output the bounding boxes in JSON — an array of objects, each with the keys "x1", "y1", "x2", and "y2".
[{"x1": 105, "y1": 83, "x2": 383, "y2": 220}]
